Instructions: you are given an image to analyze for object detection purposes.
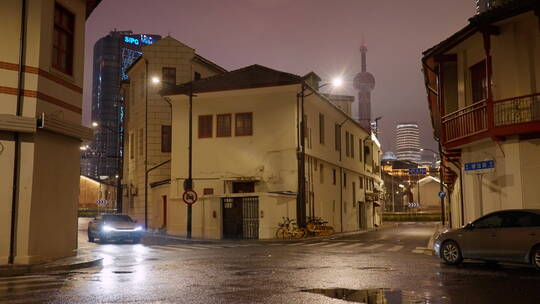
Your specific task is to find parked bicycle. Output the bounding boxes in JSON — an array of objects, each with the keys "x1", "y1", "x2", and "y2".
[
  {"x1": 276, "y1": 217, "x2": 307, "y2": 239},
  {"x1": 306, "y1": 216, "x2": 335, "y2": 236}
]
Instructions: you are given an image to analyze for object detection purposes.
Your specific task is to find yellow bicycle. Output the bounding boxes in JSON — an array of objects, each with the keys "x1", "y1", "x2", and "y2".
[
  {"x1": 276, "y1": 217, "x2": 306, "y2": 239},
  {"x1": 306, "y1": 217, "x2": 335, "y2": 236}
]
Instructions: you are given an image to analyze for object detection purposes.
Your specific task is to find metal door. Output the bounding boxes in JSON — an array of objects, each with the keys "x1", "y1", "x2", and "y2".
[{"x1": 222, "y1": 196, "x2": 259, "y2": 239}]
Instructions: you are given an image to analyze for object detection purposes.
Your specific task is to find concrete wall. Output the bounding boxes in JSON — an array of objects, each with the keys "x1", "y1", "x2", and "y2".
[{"x1": 0, "y1": 0, "x2": 89, "y2": 264}]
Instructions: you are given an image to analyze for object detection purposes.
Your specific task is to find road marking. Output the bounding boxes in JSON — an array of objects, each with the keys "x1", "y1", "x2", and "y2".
[
  {"x1": 341, "y1": 243, "x2": 364, "y2": 249},
  {"x1": 320, "y1": 242, "x2": 348, "y2": 248},
  {"x1": 386, "y1": 245, "x2": 404, "y2": 252},
  {"x1": 152, "y1": 245, "x2": 190, "y2": 251},
  {"x1": 363, "y1": 244, "x2": 384, "y2": 250},
  {"x1": 286, "y1": 242, "x2": 304, "y2": 246},
  {"x1": 301, "y1": 242, "x2": 329, "y2": 247},
  {"x1": 411, "y1": 249, "x2": 425, "y2": 254}
]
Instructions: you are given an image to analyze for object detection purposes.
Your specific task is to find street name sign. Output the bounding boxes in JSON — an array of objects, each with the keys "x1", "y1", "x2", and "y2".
[
  {"x1": 182, "y1": 189, "x2": 198, "y2": 205},
  {"x1": 408, "y1": 168, "x2": 427, "y2": 175},
  {"x1": 464, "y1": 160, "x2": 495, "y2": 174}
]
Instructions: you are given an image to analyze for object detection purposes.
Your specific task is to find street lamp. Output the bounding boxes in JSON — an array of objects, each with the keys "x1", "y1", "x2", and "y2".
[{"x1": 421, "y1": 148, "x2": 445, "y2": 225}]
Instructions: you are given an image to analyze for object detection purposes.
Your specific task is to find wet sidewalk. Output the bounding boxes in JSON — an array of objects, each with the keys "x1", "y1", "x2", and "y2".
[{"x1": 0, "y1": 251, "x2": 102, "y2": 277}]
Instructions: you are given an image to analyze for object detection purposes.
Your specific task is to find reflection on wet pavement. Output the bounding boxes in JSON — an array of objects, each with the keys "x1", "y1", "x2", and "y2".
[{"x1": 302, "y1": 288, "x2": 443, "y2": 304}]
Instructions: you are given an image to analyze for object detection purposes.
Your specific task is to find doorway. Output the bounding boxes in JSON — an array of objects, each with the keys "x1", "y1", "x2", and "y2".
[{"x1": 222, "y1": 196, "x2": 259, "y2": 239}]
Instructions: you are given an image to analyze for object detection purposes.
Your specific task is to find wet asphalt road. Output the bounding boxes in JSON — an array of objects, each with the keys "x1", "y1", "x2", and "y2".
[{"x1": 1, "y1": 221, "x2": 539, "y2": 304}]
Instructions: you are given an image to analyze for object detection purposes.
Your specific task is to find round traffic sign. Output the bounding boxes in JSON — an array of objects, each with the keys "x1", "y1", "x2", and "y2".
[
  {"x1": 438, "y1": 191, "x2": 446, "y2": 198},
  {"x1": 182, "y1": 189, "x2": 198, "y2": 205}
]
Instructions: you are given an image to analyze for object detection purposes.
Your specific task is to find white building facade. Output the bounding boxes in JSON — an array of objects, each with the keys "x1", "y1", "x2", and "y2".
[{"x1": 162, "y1": 65, "x2": 383, "y2": 239}]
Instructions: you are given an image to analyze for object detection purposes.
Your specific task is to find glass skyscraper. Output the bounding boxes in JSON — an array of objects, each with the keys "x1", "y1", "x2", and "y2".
[
  {"x1": 81, "y1": 30, "x2": 161, "y2": 179},
  {"x1": 395, "y1": 122, "x2": 421, "y2": 163}
]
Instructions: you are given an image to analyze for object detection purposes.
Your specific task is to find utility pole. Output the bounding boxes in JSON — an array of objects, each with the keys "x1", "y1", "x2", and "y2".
[{"x1": 186, "y1": 80, "x2": 193, "y2": 239}]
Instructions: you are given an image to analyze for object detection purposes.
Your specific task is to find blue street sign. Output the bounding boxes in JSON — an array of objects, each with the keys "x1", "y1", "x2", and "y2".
[
  {"x1": 438, "y1": 191, "x2": 446, "y2": 198},
  {"x1": 408, "y1": 168, "x2": 427, "y2": 175},
  {"x1": 464, "y1": 160, "x2": 495, "y2": 172}
]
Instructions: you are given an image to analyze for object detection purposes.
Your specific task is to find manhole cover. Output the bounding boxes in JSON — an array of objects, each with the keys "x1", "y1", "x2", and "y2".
[{"x1": 302, "y1": 288, "x2": 435, "y2": 303}]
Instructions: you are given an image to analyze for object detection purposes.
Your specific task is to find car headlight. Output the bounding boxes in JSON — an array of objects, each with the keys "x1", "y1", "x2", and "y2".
[
  {"x1": 102, "y1": 225, "x2": 114, "y2": 232},
  {"x1": 134, "y1": 226, "x2": 143, "y2": 231}
]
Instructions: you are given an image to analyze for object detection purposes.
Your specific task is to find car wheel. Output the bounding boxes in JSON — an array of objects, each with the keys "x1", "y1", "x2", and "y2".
[
  {"x1": 441, "y1": 240, "x2": 463, "y2": 265},
  {"x1": 532, "y1": 246, "x2": 540, "y2": 271}
]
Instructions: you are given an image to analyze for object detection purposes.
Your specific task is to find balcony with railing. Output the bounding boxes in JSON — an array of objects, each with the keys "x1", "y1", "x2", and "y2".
[{"x1": 441, "y1": 93, "x2": 540, "y2": 148}]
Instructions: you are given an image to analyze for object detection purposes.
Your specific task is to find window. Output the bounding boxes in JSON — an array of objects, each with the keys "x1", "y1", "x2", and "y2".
[
  {"x1": 335, "y1": 124, "x2": 341, "y2": 151},
  {"x1": 352, "y1": 182, "x2": 356, "y2": 208},
  {"x1": 474, "y1": 213, "x2": 503, "y2": 228},
  {"x1": 359, "y1": 139, "x2": 363, "y2": 162},
  {"x1": 470, "y1": 60, "x2": 487, "y2": 102},
  {"x1": 217, "y1": 114, "x2": 232, "y2": 137},
  {"x1": 194, "y1": 71, "x2": 201, "y2": 80},
  {"x1": 359, "y1": 176, "x2": 364, "y2": 189},
  {"x1": 332, "y1": 169, "x2": 336, "y2": 185},
  {"x1": 161, "y1": 125, "x2": 171, "y2": 152},
  {"x1": 343, "y1": 172, "x2": 347, "y2": 188},
  {"x1": 501, "y1": 212, "x2": 540, "y2": 228},
  {"x1": 235, "y1": 113, "x2": 253, "y2": 136},
  {"x1": 320, "y1": 163, "x2": 324, "y2": 184},
  {"x1": 52, "y1": 3, "x2": 75, "y2": 75},
  {"x1": 129, "y1": 133, "x2": 134, "y2": 159},
  {"x1": 139, "y1": 72, "x2": 145, "y2": 99},
  {"x1": 162, "y1": 67, "x2": 176, "y2": 86},
  {"x1": 319, "y1": 113, "x2": 325, "y2": 144},
  {"x1": 138, "y1": 128, "x2": 144, "y2": 156},
  {"x1": 350, "y1": 133, "x2": 354, "y2": 158},
  {"x1": 198, "y1": 115, "x2": 213, "y2": 138},
  {"x1": 345, "y1": 131, "x2": 350, "y2": 157}
]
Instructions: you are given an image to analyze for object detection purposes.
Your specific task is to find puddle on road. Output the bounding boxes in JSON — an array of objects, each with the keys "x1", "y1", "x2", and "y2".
[
  {"x1": 356, "y1": 266, "x2": 394, "y2": 271},
  {"x1": 302, "y1": 288, "x2": 437, "y2": 303}
]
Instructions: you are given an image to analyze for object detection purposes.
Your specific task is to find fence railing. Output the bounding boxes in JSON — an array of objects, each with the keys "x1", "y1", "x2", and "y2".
[
  {"x1": 441, "y1": 101, "x2": 488, "y2": 143},
  {"x1": 493, "y1": 93, "x2": 540, "y2": 127}
]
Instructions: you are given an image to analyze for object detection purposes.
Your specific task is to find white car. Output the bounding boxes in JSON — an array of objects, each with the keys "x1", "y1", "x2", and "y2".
[{"x1": 88, "y1": 214, "x2": 144, "y2": 243}]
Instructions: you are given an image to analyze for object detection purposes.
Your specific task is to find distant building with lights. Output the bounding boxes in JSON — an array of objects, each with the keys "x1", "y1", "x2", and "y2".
[
  {"x1": 475, "y1": 0, "x2": 514, "y2": 14},
  {"x1": 395, "y1": 123, "x2": 421, "y2": 163},
  {"x1": 81, "y1": 30, "x2": 161, "y2": 179}
]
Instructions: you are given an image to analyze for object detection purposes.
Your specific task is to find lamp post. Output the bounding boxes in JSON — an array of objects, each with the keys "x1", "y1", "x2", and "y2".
[{"x1": 421, "y1": 148, "x2": 445, "y2": 225}]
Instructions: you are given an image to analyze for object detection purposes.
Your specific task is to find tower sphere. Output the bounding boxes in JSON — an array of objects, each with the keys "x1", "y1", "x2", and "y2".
[{"x1": 353, "y1": 71, "x2": 375, "y2": 91}]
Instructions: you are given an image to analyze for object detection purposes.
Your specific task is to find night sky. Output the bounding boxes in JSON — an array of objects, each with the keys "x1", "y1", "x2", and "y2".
[{"x1": 84, "y1": 0, "x2": 475, "y2": 153}]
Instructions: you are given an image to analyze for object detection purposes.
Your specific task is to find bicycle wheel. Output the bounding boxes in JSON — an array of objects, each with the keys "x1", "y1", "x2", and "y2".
[
  {"x1": 292, "y1": 228, "x2": 306, "y2": 239},
  {"x1": 275, "y1": 228, "x2": 286, "y2": 239}
]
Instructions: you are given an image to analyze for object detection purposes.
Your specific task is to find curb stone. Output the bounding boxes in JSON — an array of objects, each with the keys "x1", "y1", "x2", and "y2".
[{"x1": 0, "y1": 256, "x2": 103, "y2": 277}]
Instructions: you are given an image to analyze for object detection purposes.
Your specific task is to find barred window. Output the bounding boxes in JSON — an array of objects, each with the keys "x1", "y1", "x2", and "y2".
[
  {"x1": 161, "y1": 125, "x2": 171, "y2": 152},
  {"x1": 198, "y1": 115, "x2": 213, "y2": 138},
  {"x1": 216, "y1": 114, "x2": 232, "y2": 137},
  {"x1": 235, "y1": 113, "x2": 253, "y2": 136}
]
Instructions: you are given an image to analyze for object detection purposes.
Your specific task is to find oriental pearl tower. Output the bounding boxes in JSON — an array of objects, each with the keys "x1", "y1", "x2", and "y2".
[{"x1": 353, "y1": 43, "x2": 375, "y2": 130}]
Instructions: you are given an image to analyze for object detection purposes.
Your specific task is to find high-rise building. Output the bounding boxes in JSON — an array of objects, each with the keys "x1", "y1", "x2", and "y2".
[
  {"x1": 353, "y1": 43, "x2": 375, "y2": 130},
  {"x1": 395, "y1": 123, "x2": 421, "y2": 163},
  {"x1": 81, "y1": 31, "x2": 161, "y2": 179}
]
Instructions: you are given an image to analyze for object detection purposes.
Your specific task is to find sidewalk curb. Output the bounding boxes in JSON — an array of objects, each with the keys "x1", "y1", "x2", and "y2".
[
  {"x1": 144, "y1": 224, "x2": 393, "y2": 243},
  {"x1": 0, "y1": 256, "x2": 103, "y2": 277}
]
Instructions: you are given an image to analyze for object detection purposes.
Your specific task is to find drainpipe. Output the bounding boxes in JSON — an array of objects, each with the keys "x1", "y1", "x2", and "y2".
[
  {"x1": 144, "y1": 59, "x2": 149, "y2": 229},
  {"x1": 9, "y1": 0, "x2": 27, "y2": 265}
]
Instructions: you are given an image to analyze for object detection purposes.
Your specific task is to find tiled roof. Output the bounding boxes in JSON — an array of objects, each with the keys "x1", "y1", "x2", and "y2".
[
  {"x1": 422, "y1": 0, "x2": 538, "y2": 57},
  {"x1": 161, "y1": 64, "x2": 302, "y2": 96}
]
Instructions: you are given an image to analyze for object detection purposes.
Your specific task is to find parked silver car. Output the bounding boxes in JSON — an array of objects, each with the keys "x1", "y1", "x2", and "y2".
[
  {"x1": 88, "y1": 214, "x2": 144, "y2": 243},
  {"x1": 434, "y1": 209, "x2": 540, "y2": 270}
]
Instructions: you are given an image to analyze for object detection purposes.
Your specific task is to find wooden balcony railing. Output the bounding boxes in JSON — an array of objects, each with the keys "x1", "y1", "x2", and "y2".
[
  {"x1": 493, "y1": 93, "x2": 540, "y2": 127},
  {"x1": 441, "y1": 93, "x2": 540, "y2": 147},
  {"x1": 441, "y1": 101, "x2": 488, "y2": 144}
]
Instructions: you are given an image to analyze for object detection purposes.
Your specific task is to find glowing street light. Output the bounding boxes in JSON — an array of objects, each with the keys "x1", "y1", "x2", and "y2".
[
  {"x1": 151, "y1": 76, "x2": 160, "y2": 84},
  {"x1": 331, "y1": 77, "x2": 343, "y2": 88},
  {"x1": 92, "y1": 121, "x2": 98, "y2": 127}
]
